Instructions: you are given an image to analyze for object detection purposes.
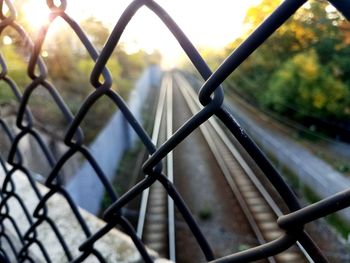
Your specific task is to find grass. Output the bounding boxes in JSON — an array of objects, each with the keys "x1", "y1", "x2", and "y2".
[
  {"x1": 198, "y1": 206, "x2": 213, "y2": 221},
  {"x1": 267, "y1": 152, "x2": 350, "y2": 239},
  {"x1": 99, "y1": 142, "x2": 144, "y2": 215},
  {"x1": 98, "y1": 82, "x2": 159, "y2": 217},
  {"x1": 326, "y1": 214, "x2": 350, "y2": 240},
  {"x1": 113, "y1": 143, "x2": 144, "y2": 195},
  {"x1": 335, "y1": 163, "x2": 350, "y2": 173},
  {"x1": 303, "y1": 184, "x2": 350, "y2": 239},
  {"x1": 296, "y1": 130, "x2": 321, "y2": 142}
]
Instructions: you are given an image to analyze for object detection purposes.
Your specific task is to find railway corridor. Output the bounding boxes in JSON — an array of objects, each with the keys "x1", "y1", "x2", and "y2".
[{"x1": 136, "y1": 72, "x2": 315, "y2": 262}]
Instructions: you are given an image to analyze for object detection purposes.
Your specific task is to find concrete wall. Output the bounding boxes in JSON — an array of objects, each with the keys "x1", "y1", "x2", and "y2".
[
  {"x1": 225, "y1": 102, "x2": 350, "y2": 222},
  {"x1": 67, "y1": 66, "x2": 161, "y2": 214}
]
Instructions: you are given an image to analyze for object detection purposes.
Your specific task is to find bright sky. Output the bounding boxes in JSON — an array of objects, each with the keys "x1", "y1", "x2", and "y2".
[{"x1": 23, "y1": 0, "x2": 261, "y2": 66}]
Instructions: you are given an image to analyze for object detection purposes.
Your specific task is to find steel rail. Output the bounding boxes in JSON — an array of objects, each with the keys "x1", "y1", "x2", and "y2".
[
  {"x1": 137, "y1": 73, "x2": 176, "y2": 261},
  {"x1": 136, "y1": 74, "x2": 168, "y2": 237},
  {"x1": 166, "y1": 76, "x2": 176, "y2": 262}
]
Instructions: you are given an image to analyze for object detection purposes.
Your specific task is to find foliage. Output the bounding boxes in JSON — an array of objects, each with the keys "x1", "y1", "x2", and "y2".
[
  {"x1": 0, "y1": 7, "x2": 161, "y2": 143},
  {"x1": 80, "y1": 17, "x2": 110, "y2": 50},
  {"x1": 224, "y1": 0, "x2": 350, "y2": 129},
  {"x1": 263, "y1": 49, "x2": 350, "y2": 120},
  {"x1": 0, "y1": 42, "x2": 30, "y2": 104}
]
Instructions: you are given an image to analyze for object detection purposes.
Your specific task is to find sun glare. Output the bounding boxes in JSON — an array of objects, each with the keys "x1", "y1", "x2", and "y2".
[
  {"x1": 20, "y1": 0, "x2": 261, "y2": 67},
  {"x1": 23, "y1": 2, "x2": 51, "y2": 30},
  {"x1": 22, "y1": 1, "x2": 64, "y2": 38},
  {"x1": 65, "y1": 0, "x2": 262, "y2": 67},
  {"x1": 3, "y1": 35, "x2": 12, "y2": 45}
]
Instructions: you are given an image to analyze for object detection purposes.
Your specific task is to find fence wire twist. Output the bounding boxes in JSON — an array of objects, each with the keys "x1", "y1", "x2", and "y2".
[{"x1": 0, "y1": 0, "x2": 349, "y2": 262}]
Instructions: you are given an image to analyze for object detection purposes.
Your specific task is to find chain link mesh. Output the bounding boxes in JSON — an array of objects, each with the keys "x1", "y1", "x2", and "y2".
[{"x1": 0, "y1": 0, "x2": 349, "y2": 262}]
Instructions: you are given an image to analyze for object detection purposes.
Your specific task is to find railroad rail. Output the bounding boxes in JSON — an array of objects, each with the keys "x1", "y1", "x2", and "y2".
[{"x1": 137, "y1": 74, "x2": 176, "y2": 261}]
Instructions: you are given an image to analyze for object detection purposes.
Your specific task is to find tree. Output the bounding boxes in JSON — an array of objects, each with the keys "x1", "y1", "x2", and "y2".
[
  {"x1": 263, "y1": 49, "x2": 350, "y2": 120},
  {"x1": 225, "y1": 0, "x2": 350, "y2": 125},
  {"x1": 80, "y1": 17, "x2": 110, "y2": 50}
]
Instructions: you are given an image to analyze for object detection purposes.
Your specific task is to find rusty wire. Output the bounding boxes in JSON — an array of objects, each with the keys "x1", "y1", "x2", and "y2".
[{"x1": 0, "y1": 0, "x2": 349, "y2": 262}]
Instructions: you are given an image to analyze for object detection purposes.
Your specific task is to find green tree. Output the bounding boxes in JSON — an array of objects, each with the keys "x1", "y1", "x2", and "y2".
[
  {"x1": 263, "y1": 50, "x2": 350, "y2": 120},
  {"x1": 225, "y1": 0, "x2": 350, "y2": 124}
]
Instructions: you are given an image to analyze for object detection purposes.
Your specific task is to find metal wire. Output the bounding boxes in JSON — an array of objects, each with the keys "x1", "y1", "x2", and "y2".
[{"x1": 0, "y1": 0, "x2": 349, "y2": 262}]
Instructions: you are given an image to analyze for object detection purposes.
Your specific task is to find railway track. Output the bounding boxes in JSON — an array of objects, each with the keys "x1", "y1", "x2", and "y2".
[
  {"x1": 137, "y1": 74, "x2": 176, "y2": 261},
  {"x1": 137, "y1": 71, "x2": 314, "y2": 262},
  {"x1": 174, "y1": 72, "x2": 312, "y2": 263}
]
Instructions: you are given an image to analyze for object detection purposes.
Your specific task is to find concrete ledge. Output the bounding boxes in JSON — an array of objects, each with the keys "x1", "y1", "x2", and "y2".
[{"x1": 0, "y1": 165, "x2": 171, "y2": 262}]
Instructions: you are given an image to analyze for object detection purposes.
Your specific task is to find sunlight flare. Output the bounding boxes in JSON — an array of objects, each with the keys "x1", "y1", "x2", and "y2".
[{"x1": 23, "y1": 1, "x2": 51, "y2": 30}]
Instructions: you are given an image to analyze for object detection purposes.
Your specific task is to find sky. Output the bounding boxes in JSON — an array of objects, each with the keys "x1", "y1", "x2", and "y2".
[{"x1": 23, "y1": 0, "x2": 261, "y2": 66}]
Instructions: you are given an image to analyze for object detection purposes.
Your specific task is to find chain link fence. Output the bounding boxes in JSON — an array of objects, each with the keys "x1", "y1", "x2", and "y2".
[{"x1": 0, "y1": 0, "x2": 349, "y2": 262}]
